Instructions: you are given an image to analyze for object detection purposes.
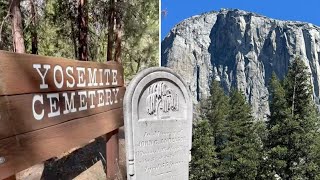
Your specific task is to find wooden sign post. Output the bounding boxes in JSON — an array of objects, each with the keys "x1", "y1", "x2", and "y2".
[{"x1": 0, "y1": 51, "x2": 125, "y2": 179}]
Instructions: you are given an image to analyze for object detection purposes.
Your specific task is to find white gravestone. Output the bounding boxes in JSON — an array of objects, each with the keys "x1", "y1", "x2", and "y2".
[{"x1": 124, "y1": 67, "x2": 193, "y2": 180}]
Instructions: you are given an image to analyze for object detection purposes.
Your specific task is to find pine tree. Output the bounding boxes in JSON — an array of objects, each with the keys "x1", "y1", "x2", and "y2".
[
  {"x1": 255, "y1": 120, "x2": 274, "y2": 180},
  {"x1": 282, "y1": 58, "x2": 320, "y2": 179},
  {"x1": 267, "y1": 59, "x2": 320, "y2": 179},
  {"x1": 205, "y1": 80, "x2": 229, "y2": 153},
  {"x1": 204, "y1": 80, "x2": 229, "y2": 178},
  {"x1": 310, "y1": 135, "x2": 320, "y2": 179},
  {"x1": 219, "y1": 90, "x2": 261, "y2": 180},
  {"x1": 190, "y1": 120, "x2": 218, "y2": 180},
  {"x1": 266, "y1": 73, "x2": 292, "y2": 179},
  {"x1": 29, "y1": 0, "x2": 38, "y2": 54},
  {"x1": 10, "y1": 0, "x2": 25, "y2": 53},
  {"x1": 78, "y1": 0, "x2": 88, "y2": 60}
]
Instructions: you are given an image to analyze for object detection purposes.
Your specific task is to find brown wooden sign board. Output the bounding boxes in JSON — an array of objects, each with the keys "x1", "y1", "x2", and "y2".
[{"x1": 0, "y1": 51, "x2": 125, "y2": 179}]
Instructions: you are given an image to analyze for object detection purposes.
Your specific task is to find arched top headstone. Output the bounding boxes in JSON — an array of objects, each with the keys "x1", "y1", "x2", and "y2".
[{"x1": 124, "y1": 67, "x2": 193, "y2": 180}]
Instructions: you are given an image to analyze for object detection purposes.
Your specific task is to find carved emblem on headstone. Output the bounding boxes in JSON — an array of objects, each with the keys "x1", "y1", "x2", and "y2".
[{"x1": 146, "y1": 82, "x2": 179, "y2": 117}]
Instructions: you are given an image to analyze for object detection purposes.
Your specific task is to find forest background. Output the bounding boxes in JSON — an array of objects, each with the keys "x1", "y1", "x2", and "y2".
[{"x1": 0, "y1": 0, "x2": 159, "y2": 80}]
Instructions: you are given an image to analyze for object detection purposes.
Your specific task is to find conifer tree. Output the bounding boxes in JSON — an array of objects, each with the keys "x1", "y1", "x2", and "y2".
[
  {"x1": 219, "y1": 90, "x2": 261, "y2": 179},
  {"x1": 282, "y1": 58, "x2": 319, "y2": 179},
  {"x1": 190, "y1": 120, "x2": 218, "y2": 180},
  {"x1": 266, "y1": 73, "x2": 291, "y2": 179},
  {"x1": 29, "y1": 0, "x2": 38, "y2": 54},
  {"x1": 255, "y1": 120, "x2": 274, "y2": 180},
  {"x1": 206, "y1": 80, "x2": 229, "y2": 153},
  {"x1": 267, "y1": 59, "x2": 320, "y2": 179},
  {"x1": 10, "y1": 0, "x2": 25, "y2": 53},
  {"x1": 204, "y1": 80, "x2": 230, "y2": 178}
]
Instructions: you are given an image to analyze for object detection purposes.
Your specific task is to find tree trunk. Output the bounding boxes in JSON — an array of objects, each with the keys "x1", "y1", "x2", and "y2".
[
  {"x1": 30, "y1": 0, "x2": 38, "y2": 54},
  {"x1": 114, "y1": 0, "x2": 122, "y2": 63},
  {"x1": 292, "y1": 75, "x2": 296, "y2": 116},
  {"x1": 78, "y1": 0, "x2": 88, "y2": 61},
  {"x1": 10, "y1": 0, "x2": 25, "y2": 53},
  {"x1": 68, "y1": 2, "x2": 78, "y2": 59},
  {"x1": 107, "y1": 0, "x2": 115, "y2": 61},
  {"x1": 71, "y1": 23, "x2": 78, "y2": 59}
]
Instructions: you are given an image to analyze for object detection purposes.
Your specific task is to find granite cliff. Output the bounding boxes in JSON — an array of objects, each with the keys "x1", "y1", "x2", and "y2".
[{"x1": 161, "y1": 9, "x2": 320, "y2": 120}]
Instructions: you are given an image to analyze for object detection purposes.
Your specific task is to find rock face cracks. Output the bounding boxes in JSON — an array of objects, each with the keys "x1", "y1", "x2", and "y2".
[{"x1": 161, "y1": 9, "x2": 320, "y2": 120}]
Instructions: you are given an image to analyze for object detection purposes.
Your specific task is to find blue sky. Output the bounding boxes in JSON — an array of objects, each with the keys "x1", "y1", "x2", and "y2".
[{"x1": 161, "y1": 0, "x2": 320, "y2": 39}]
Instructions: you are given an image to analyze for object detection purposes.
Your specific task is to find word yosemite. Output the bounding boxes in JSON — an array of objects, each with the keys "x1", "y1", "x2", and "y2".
[
  {"x1": 32, "y1": 64, "x2": 120, "y2": 120},
  {"x1": 33, "y1": 64, "x2": 119, "y2": 89}
]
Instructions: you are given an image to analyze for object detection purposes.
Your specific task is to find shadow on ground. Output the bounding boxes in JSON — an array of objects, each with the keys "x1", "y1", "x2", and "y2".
[
  {"x1": 16, "y1": 127, "x2": 127, "y2": 180},
  {"x1": 17, "y1": 127, "x2": 127, "y2": 180},
  {"x1": 41, "y1": 137, "x2": 107, "y2": 180}
]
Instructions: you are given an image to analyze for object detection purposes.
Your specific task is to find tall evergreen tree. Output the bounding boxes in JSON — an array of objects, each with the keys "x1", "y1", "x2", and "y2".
[
  {"x1": 29, "y1": 0, "x2": 38, "y2": 54},
  {"x1": 78, "y1": 0, "x2": 88, "y2": 60},
  {"x1": 114, "y1": 0, "x2": 122, "y2": 62},
  {"x1": 107, "y1": 0, "x2": 115, "y2": 61},
  {"x1": 255, "y1": 120, "x2": 273, "y2": 180},
  {"x1": 282, "y1": 58, "x2": 320, "y2": 179},
  {"x1": 201, "y1": 80, "x2": 229, "y2": 178},
  {"x1": 219, "y1": 90, "x2": 261, "y2": 180},
  {"x1": 268, "y1": 59, "x2": 320, "y2": 179},
  {"x1": 266, "y1": 73, "x2": 292, "y2": 179},
  {"x1": 205, "y1": 80, "x2": 229, "y2": 153},
  {"x1": 192, "y1": 80, "x2": 230, "y2": 179},
  {"x1": 10, "y1": 0, "x2": 25, "y2": 53},
  {"x1": 190, "y1": 120, "x2": 218, "y2": 180}
]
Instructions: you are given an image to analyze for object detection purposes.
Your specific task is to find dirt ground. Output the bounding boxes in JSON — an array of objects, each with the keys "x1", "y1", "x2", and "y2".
[{"x1": 16, "y1": 127, "x2": 126, "y2": 180}]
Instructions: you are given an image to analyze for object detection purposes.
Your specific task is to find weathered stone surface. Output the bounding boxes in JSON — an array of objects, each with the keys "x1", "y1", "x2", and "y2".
[
  {"x1": 162, "y1": 9, "x2": 320, "y2": 120},
  {"x1": 124, "y1": 67, "x2": 193, "y2": 180}
]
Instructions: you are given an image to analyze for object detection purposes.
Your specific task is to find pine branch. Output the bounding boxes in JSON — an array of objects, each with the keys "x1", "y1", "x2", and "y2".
[{"x1": 0, "y1": 1, "x2": 13, "y2": 42}]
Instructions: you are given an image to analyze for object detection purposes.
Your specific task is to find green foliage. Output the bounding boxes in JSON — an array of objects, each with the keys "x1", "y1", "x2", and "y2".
[
  {"x1": 0, "y1": 0, "x2": 13, "y2": 51},
  {"x1": 205, "y1": 80, "x2": 229, "y2": 152},
  {"x1": 254, "y1": 120, "x2": 275, "y2": 180},
  {"x1": 190, "y1": 120, "x2": 218, "y2": 180},
  {"x1": 193, "y1": 81, "x2": 262, "y2": 179},
  {"x1": 266, "y1": 73, "x2": 291, "y2": 179},
  {"x1": 121, "y1": 0, "x2": 159, "y2": 80},
  {"x1": 191, "y1": 59, "x2": 320, "y2": 180},
  {"x1": 37, "y1": 0, "x2": 78, "y2": 58},
  {"x1": 218, "y1": 90, "x2": 261, "y2": 180},
  {"x1": 267, "y1": 58, "x2": 320, "y2": 179},
  {"x1": 283, "y1": 58, "x2": 320, "y2": 179},
  {"x1": 0, "y1": 0, "x2": 159, "y2": 80}
]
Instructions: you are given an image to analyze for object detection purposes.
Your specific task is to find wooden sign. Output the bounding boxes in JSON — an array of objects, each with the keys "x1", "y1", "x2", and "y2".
[{"x1": 0, "y1": 51, "x2": 125, "y2": 179}]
